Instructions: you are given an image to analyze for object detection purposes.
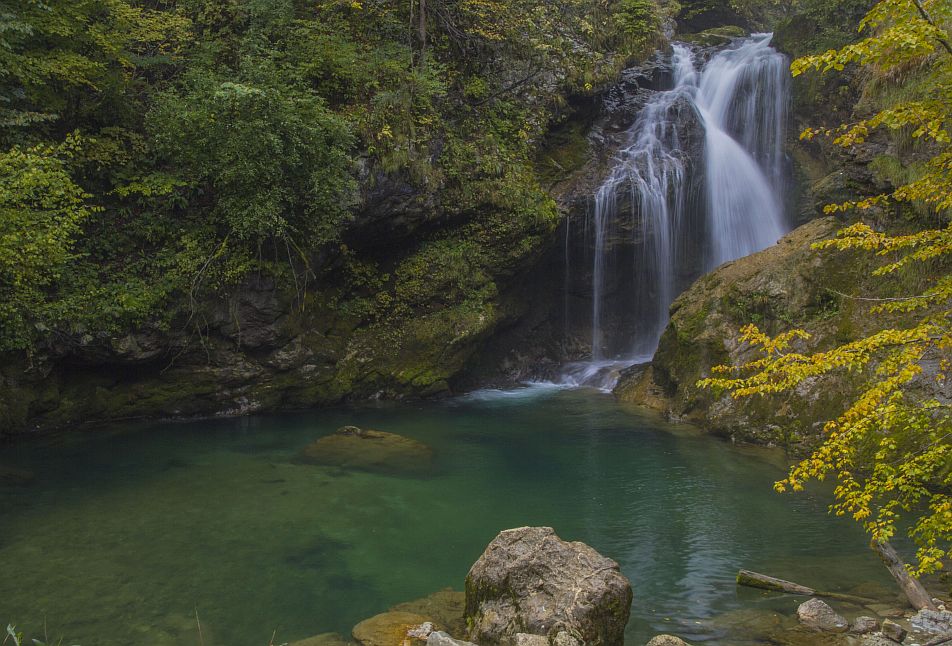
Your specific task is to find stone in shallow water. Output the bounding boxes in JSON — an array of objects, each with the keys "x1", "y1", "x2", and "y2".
[
  {"x1": 646, "y1": 636, "x2": 693, "y2": 645},
  {"x1": 851, "y1": 616, "x2": 880, "y2": 634},
  {"x1": 390, "y1": 588, "x2": 466, "y2": 635},
  {"x1": 881, "y1": 619, "x2": 907, "y2": 643},
  {"x1": 408, "y1": 622, "x2": 435, "y2": 640},
  {"x1": 797, "y1": 598, "x2": 849, "y2": 633},
  {"x1": 865, "y1": 604, "x2": 905, "y2": 618},
  {"x1": 427, "y1": 632, "x2": 476, "y2": 646},
  {"x1": 862, "y1": 635, "x2": 903, "y2": 646},
  {"x1": 464, "y1": 526, "x2": 632, "y2": 646},
  {"x1": 352, "y1": 611, "x2": 431, "y2": 646},
  {"x1": 910, "y1": 608, "x2": 952, "y2": 636},
  {"x1": 299, "y1": 426, "x2": 434, "y2": 476},
  {"x1": 709, "y1": 607, "x2": 790, "y2": 639}
]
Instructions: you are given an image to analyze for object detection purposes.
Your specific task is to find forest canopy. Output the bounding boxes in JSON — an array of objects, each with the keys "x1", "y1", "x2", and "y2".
[{"x1": 0, "y1": 0, "x2": 660, "y2": 354}]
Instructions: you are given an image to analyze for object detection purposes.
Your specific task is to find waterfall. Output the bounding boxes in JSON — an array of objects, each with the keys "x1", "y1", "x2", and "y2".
[
  {"x1": 696, "y1": 35, "x2": 788, "y2": 268},
  {"x1": 560, "y1": 34, "x2": 789, "y2": 390}
]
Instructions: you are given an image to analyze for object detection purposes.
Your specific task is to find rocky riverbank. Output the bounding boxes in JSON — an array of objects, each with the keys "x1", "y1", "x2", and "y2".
[{"x1": 287, "y1": 527, "x2": 951, "y2": 646}]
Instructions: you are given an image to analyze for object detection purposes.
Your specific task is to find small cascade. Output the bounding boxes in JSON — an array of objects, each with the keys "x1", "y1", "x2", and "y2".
[{"x1": 560, "y1": 34, "x2": 790, "y2": 390}]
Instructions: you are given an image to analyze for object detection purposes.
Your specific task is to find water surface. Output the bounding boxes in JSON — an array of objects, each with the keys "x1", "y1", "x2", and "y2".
[{"x1": 0, "y1": 389, "x2": 893, "y2": 644}]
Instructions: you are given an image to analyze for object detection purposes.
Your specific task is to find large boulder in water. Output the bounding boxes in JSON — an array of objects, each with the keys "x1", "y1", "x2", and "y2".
[
  {"x1": 298, "y1": 426, "x2": 433, "y2": 476},
  {"x1": 796, "y1": 598, "x2": 848, "y2": 633},
  {"x1": 464, "y1": 526, "x2": 632, "y2": 645}
]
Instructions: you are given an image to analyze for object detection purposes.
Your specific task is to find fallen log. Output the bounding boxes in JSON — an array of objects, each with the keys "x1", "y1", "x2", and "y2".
[
  {"x1": 737, "y1": 570, "x2": 814, "y2": 595},
  {"x1": 871, "y1": 540, "x2": 938, "y2": 611},
  {"x1": 736, "y1": 570, "x2": 878, "y2": 605}
]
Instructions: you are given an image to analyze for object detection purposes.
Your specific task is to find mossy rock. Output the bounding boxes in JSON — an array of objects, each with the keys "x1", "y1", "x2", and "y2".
[
  {"x1": 352, "y1": 611, "x2": 431, "y2": 646},
  {"x1": 298, "y1": 426, "x2": 434, "y2": 476},
  {"x1": 616, "y1": 218, "x2": 857, "y2": 446},
  {"x1": 678, "y1": 25, "x2": 746, "y2": 46},
  {"x1": 390, "y1": 589, "x2": 467, "y2": 637}
]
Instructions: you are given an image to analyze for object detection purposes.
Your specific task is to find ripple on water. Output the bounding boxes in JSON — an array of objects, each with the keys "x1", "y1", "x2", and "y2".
[{"x1": 0, "y1": 390, "x2": 894, "y2": 645}]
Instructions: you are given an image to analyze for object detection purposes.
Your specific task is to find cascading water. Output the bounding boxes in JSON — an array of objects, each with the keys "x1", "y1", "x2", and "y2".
[
  {"x1": 696, "y1": 35, "x2": 788, "y2": 268},
  {"x1": 560, "y1": 34, "x2": 789, "y2": 390}
]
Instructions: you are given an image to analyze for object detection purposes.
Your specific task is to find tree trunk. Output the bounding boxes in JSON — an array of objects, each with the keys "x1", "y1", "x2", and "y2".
[
  {"x1": 737, "y1": 570, "x2": 814, "y2": 595},
  {"x1": 871, "y1": 540, "x2": 938, "y2": 611},
  {"x1": 736, "y1": 570, "x2": 876, "y2": 604},
  {"x1": 418, "y1": 0, "x2": 426, "y2": 63}
]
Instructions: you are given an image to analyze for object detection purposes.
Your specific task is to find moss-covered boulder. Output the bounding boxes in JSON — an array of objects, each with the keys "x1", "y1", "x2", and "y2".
[
  {"x1": 616, "y1": 216, "x2": 946, "y2": 449},
  {"x1": 678, "y1": 25, "x2": 746, "y2": 47},
  {"x1": 298, "y1": 426, "x2": 434, "y2": 476}
]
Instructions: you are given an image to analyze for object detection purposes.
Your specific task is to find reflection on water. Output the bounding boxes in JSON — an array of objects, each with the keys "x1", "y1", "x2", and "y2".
[{"x1": 0, "y1": 391, "x2": 891, "y2": 644}]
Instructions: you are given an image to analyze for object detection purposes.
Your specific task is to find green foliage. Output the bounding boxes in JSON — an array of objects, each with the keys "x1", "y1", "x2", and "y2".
[
  {"x1": 148, "y1": 73, "x2": 356, "y2": 246},
  {"x1": 0, "y1": 0, "x2": 662, "y2": 359},
  {"x1": 701, "y1": 0, "x2": 952, "y2": 575},
  {"x1": 773, "y1": 0, "x2": 871, "y2": 58},
  {"x1": 0, "y1": 136, "x2": 95, "y2": 350},
  {"x1": 617, "y1": 0, "x2": 661, "y2": 40},
  {"x1": 0, "y1": 0, "x2": 190, "y2": 144}
]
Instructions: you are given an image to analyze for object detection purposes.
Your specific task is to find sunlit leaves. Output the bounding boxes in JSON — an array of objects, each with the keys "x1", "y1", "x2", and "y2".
[{"x1": 0, "y1": 135, "x2": 96, "y2": 349}]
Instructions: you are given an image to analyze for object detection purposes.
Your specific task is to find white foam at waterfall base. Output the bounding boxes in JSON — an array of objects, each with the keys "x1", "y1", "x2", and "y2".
[
  {"x1": 559, "y1": 34, "x2": 790, "y2": 390},
  {"x1": 557, "y1": 357, "x2": 654, "y2": 392}
]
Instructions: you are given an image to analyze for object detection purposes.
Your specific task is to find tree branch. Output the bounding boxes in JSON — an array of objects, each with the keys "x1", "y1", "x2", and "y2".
[{"x1": 910, "y1": 0, "x2": 952, "y2": 55}]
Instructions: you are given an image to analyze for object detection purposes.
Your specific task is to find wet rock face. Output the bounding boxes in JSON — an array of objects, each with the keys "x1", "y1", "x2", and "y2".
[
  {"x1": 464, "y1": 526, "x2": 632, "y2": 646},
  {"x1": 796, "y1": 598, "x2": 848, "y2": 633},
  {"x1": 298, "y1": 426, "x2": 434, "y2": 476}
]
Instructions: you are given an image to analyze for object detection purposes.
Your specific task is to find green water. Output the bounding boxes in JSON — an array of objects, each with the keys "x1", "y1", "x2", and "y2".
[{"x1": 0, "y1": 387, "x2": 894, "y2": 645}]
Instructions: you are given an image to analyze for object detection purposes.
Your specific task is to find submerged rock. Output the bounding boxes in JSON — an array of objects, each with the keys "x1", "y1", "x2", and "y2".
[
  {"x1": 290, "y1": 633, "x2": 354, "y2": 646},
  {"x1": 646, "y1": 636, "x2": 693, "y2": 645},
  {"x1": 796, "y1": 598, "x2": 848, "y2": 633},
  {"x1": 881, "y1": 619, "x2": 907, "y2": 643},
  {"x1": 861, "y1": 635, "x2": 904, "y2": 646},
  {"x1": 464, "y1": 526, "x2": 632, "y2": 645},
  {"x1": 408, "y1": 623, "x2": 435, "y2": 640},
  {"x1": 851, "y1": 616, "x2": 880, "y2": 634},
  {"x1": 391, "y1": 589, "x2": 466, "y2": 636},
  {"x1": 299, "y1": 426, "x2": 434, "y2": 476},
  {"x1": 0, "y1": 462, "x2": 34, "y2": 486},
  {"x1": 352, "y1": 611, "x2": 431, "y2": 646}
]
